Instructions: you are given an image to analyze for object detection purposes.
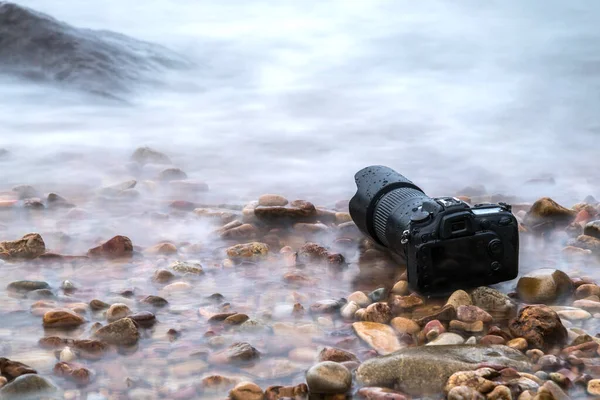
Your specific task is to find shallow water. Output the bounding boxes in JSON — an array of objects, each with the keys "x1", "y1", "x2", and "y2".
[{"x1": 1, "y1": 0, "x2": 599, "y2": 398}]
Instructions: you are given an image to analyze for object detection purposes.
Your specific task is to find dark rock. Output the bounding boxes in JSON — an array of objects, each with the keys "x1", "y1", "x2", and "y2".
[
  {"x1": 89, "y1": 299, "x2": 110, "y2": 311},
  {"x1": 42, "y1": 310, "x2": 85, "y2": 328},
  {"x1": 264, "y1": 383, "x2": 309, "y2": 400},
  {"x1": 584, "y1": 220, "x2": 600, "y2": 240},
  {"x1": 0, "y1": 2, "x2": 189, "y2": 98},
  {"x1": 87, "y1": 235, "x2": 133, "y2": 259},
  {"x1": 355, "y1": 345, "x2": 530, "y2": 396},
  {"x1": 254, "y1": 200, "x2": 317, "y2": 223},
  {"x1": 368, "y1": 288, "x2": 387, "y2": 302},
  {"x1": 26, "y1": 289, "x2": 54, "y2": 300},
  {"x1": 152, "y1": 269, "x2": 175, "y2": 283},
  {"x1": 508, "y1": 305, "x2": 568, "y2": 351},
  {"x1": 0, "y1": 358, "x2": 37, "y2": 380},
  {"x1": 46, "y1": 193, "x2": 75, "y2": 209},
  {"x1": 318, "y1": 347, "x2": 359, "y2": 363},
  {"x1": 94, "y1": 317, "x2": 139, "y2": 346},
  {"x1": 0, "y1": 374, "x2": 57, "y2": 399},
  {"x1": 415, "y1": 304, "x2": 456, "y2": 326},
  {"x1": 72, "y1": 339, "x2": 108, "y2": 360},
  {"x1": 141, "y1": 295, "x2": 168, "y2": 308},
  {"x1": 209, "y1": 342, "x2": 260, "y2": 365},
  {"x1": 310, "y1": 299, "x2": 345, "y2": 314},
  {"x1": 0, "y1": 233, "x2": 45, "y2": 260},
  {"x1": 129, "y1": 312, "x2": 156, "y2": 328},
  {"x1": 11, "y1": 185, "x2": 38, "y2": 199},
  {"x1": 157, "y1": 168, "x2": 187, "y2": 181},
  {"x1": 297, "y1": 242, "x2": 329, "y2": 263},
  {"x1": 6, "y1": 280, "x2": 49, "y2": 293}
]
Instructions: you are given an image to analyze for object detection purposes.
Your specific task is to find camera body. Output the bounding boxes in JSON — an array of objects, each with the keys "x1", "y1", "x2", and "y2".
[{"x1": 349, "y1": 166, "x2": 519, "y2": 296}]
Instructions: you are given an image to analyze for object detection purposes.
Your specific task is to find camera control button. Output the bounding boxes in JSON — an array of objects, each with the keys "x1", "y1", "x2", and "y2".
[
  {"x1": 488, "y1": 239, "x2": 503, "y2": 256},
  {"x1": 481, "y1": 219, "x2": 491, "y2": 229},
  {"x1": 410, "y1": 211, "x2": 430, "y2": 223},
  {"x1": 499, "y1": 217, "x2": 512, "y2": 226},
  {"x1": 491, "y1": 261, "x2": 502, "y2": 272}
]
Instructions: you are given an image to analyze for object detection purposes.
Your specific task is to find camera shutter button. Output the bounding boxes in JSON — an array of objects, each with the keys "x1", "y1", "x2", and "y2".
[{"x1": 488, "y1": 239, "x2": 503, "y2": 256}]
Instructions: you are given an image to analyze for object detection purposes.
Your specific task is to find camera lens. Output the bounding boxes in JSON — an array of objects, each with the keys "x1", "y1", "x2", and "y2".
[{"x1": 349, "y1": 166, "x2": 435, "y2": 248}]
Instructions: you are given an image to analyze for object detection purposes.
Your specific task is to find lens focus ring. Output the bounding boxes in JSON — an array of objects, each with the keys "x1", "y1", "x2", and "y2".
[{"x1": 373, "y1": 187, "x2": 426, "y2": 246}]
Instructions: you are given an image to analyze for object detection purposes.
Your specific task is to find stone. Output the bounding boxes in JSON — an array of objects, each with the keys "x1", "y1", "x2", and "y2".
[
  {"x1": 480, "y1": 335, "x2": 506, "y2": 346},
  {"x1": 264, "y1": 384, "x2": 309, "y2": 400},
  {"x1": 348, "y1": 291, "x2": 371, "y2": 308},
  {"x1": 335, "y1": 212, "x2": 352, "y2": 224},
  {"x1": 340, "y1": 301, "x2": 360, "y2": 320},
  {"x1": 449, "y1": 320, "x2": 484, "y2": 333},
  {"x1": 352, "y1": 322, "x2": 403, "y2": 355},
  {"x1": 415, "y1": 304, "x2": 456, "y2": 326},
  {"x1": 357, "y1": 387, "x2": 409, "y2": 400},
  {"x1": 152, "y1": 269, "x2": 175, "y2": 283},
  {"x1": 0, "y1": 374, "x2": 57, "y2": 399},
  {"x1": 369, "y1": 288, "x2": 388, "y2": 302},
  {"x1": 355, "y1": 345, "x2": 530, "y2": 396},
  {"x1": 129, "y1": 312, "x2": 156, "y2": 328},
  {"x1": 170, "y1": 260, "x2": 203, "y2": 275},
  {"x1": 99, "y1": 180, "x2": 136, "y2": 196},
  {"x1": 144, "y1": 242, "x2": 177, "y2": 255},
  {"x1": 157, "y1": 167, "x2": 187, "y2": 181},
  {"x1": 445, "y1": 369, "x2": 497, "y2": 394},
  {"x1": 94, "y1": 317, "x2": 139, "y2": 346},
  {"x1": 538, "y1": 381, "x2": 569, "y2": 400},
  {"x1": 471, "y1": 287, "x2": 514, "y2": 315},
  {"x1": 72, "y1": 340, "x2": 108, "y2": 360},
  {"x1": 162, "y1": 281, "x2": 193, "y2": 294},
  {"x1": 487, "y1": 385, "x2": 512, "y2": 400},
  {"x1": 254, "y1": 200, "x2": 317, "y2": 223},
  {"x1": 447, "y1": 386, "x2": 485, "y2": 400},
  {"x1": 390, "y1": 317, "x2": 420, "y2": 335},
  {"x1": 0, "y1": 358, "x2": 37, "y2": 380},
  {"x1": 6, "y1": 280, "x2": 49, "y2": 293},
  {"x1": 423, "y1": 320, "x2": 446, "y2": 341},
  {"x1": 507, "y1": 338, "x2": 528, "y2": 351},
  {"x1": 457, "y1": 305, "x2": 493, "y2": 323},
  {"x1": 0, "y1": 233, "x2": 45, "y2": 260},
  {"x1": 226, "y1": 242, "x2": 269, "y2": 260},
  {"x1": 297, "y1": 242, "x2": 329, "y2": 262},
  {"x1": 59, "y1": 347, "x2": 75, "y2": 362},
  {"x1": 584, "y1": 220, "x2": 600, "y2": 240},
  {"x1": 220, "y1": 224, "x2": 258, "y2": 239},
  {"x1": 555, "y1": 307, "x2": 591, "y2": 321},
  {"x1": 524, "y1": 197, "x2": 576, "y2": 229},
  {"x1": 224, "y1": 314, "x2": 249, "y2": 326},
  {"x1": 363, "y1": 303, "x2": 392, "y2": 324},
  {"x1": 569, "y1": 235, "x2": 600, "y2": 254},
  {"x1": 508, "y1": 305, "x2": 568, "y2": 351},
  {"x1": 43, "y1": 310, "x2": 85, "y2": 329},
  {"x1": 209, "y1": 342, "x2": 260, "y2": 365},
  {"x1": 446, "y1": 290, "x2": 472, "y2": 309},
  {"x1": 389, "y1": 294, "x2": 424, "y2": 311},
  {"x1": 258, "y1": 194, "x2": 288, "y2": 207},
  {"x1": 318, "y1": 347, "x2": 359, "y2": 363},
  {"x1": 106, "y1": 303, "x2": 131, "y2": 322},
  {"x1": 87, "y1": 235, "x2": 133, "y2": 259},
  {"x1": 573, "y1": 299, "x2": 600, "y2": 312},
  {"x1": 131, "y1": 146, "x2": 171, "y2": 165},
  {"x1": 516, "y1": 269, "x2": 573, "y2": 304},
  {"x1": 306, "y1": 361, "x2": 352, "y2": 394},
  {"x1": 310, "y1": 299, "x2": 345, "y2": 314},
  {"x1": 427, "y1": 332, "x2": 465, "y2": 346},
  {"x1": 89, "y1": 299, "x2": 110, "y2": 311},
  {"x1": 12, "y1": 184, "x2": 38, "y2": 199},
  {"x1": 141, "y1": 295, "x2": 168, "y2": 308},
  {"x1": 588, "y1": 379, "x2": 600, "y2": 396},
  {"x1": 229, "y1": 382, "x2": 263, "y2": 400}
]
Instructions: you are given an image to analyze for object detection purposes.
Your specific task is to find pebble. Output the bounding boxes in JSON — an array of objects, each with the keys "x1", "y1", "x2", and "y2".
[
  {"x1": 341, "y1": 301, "x2": 360, "y2": 320},
  {"x1": 575, "y1": 284, "x2": 600, "y2": 299},
  {"x1": 391, "y1": 280, "x2": 409, "y2": 295},
  {"x1": 87, "y1": 235, "x2": 133, "y2": 259},
  {"x1": 60, "y1": 347, "x2": 76, "y2": 362},
  {"x1": 507, "y1": 338, "x2": 528, "y2": 351},
  {"x1": 42, "y1": 310, "x2": 85, "y2": 328},
  {"x1": 446, "y1": 290, "x2": 472, "y2": 308},
  {"x1": 162, "y1": 281, "x2": 193, "y2": 294},
  {"x1": 555, "y1": 307, "x2": 592, "y2": 321},
  {"x1": 449, "y1": 320, "x2": 483, "y2": 333},
  {"x1": 423, "y1": 320, "x2": 445, "y2": 341},
  {"x1": 368, "y1": 288, "x2": 387, "y2": 302},
  {"x1": 209, "y1": 342, "x2": 261, "y2": 365},
  {"x1": 318, "y1": 347, "x2": 359, "y2": 363},
  {"x1": 588, "y1": 379, "x2": 600, "y2": 396},
  {"x1": 357, "y1": 387, "x2": 409, "y2": 400},
  {"x1": 471, "y1": 286, "x2": 514, "y2": 314},
  {"x1": 7, "y1": 280, "x2": 50, "y2": 292},
  {"x1": 141, "y1": 295, "x2": 168, "y2": 308},
  {"x1": 456, "y1": 305, "x2": 493, "y2": 323},
  {"x1": 94, "y1": 317, "x2": 139, "y2": 346},
  {"x1": 106, "y1": 303, "x2": 132, "y2": 322},
  {"x1": 480, "y1": 335, "x2": 506, "y2": 345},
  {"x1": 390, "y1": 317, "x2": 420, "y2": 335},
  {"x1": 305, "y1": 361, "x2": 352, "y2": 394},
  {"x1": 348, "y1": 291, "x2": 371, "y2": 307},
  {"x1": 516, "y1": 268, "x2": 573, "y2": 304},
  {"x1": 226, "y1": 242, "x2": 269, "y2": 259},
  {"x1": 426, "y1": 332, "x2": 464, "y2": 346},
  {"x1": 0, "y1": 374, "x2": 57, "y2": 399},
  {"x1": 447, "y1": 386, "x2": 484, "y2": 400},
  {"x1": 144, "y1": 242, "x2": 177, "y2": 255},
  {"x1": 170, "y1": 260, "x2": 204, "y2": 275},
  {"x1": 89, "y1": 299, "x2": 110, "y2": 311},
  {"x1": 363, "y1": 303, "x2": 391, "y2": 324},
  {"x1": 352, "y1": 321, "x2": 403, "y2": 355},
  {"x1": 508, "y1": 305, "x2": 567, "y2": 351},
  {"x1": 230, "y1": 381, "x2": 263, "y2": 400},
  {"x1": 258, "y1": 194, "x2": 288, "y2": 207}
]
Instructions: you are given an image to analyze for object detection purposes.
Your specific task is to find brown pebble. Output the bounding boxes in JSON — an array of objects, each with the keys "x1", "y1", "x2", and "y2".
[
  {"x1": 479, "y1": 335, "x2": 506, "y2": 345},
  {"x1": 153, "y1": 269, "x2": 175, "y2": 283}
]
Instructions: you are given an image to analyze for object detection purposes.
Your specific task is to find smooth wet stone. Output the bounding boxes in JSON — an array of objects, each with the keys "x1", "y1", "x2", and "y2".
[
  {"x1": 254, "y1": 200, "x2": 317, "y2": 223},
  {"x1": 588, "y1": 379, "x2": 600, "y2": 396},
  {"x1": 94, "y1": 318, "x2": 139, "y2": 346},
  {"x1": 355, "y1": 345, "x2": 531, "y2": 396},
  {"x1": 7, "y1": 280, "x2": 50, "y2": 293},
  {"x1": 106, "y1": 303, "x2": 131, "y2": 322},
  {"x1": 162, "y1": 281, "x2": 193, "y2": 294},
  {"x1": 449, "y1": 320, "x2": 483, "y2": 333},
  {"x1": 357, "y1": 387, "x2": 409, "y2": 400},
  {"x1": 416, "y1": 304, "x2": 456, "y2": 326},
  {"x1": 569, "y1": 235, "x2": 600, "y2": 254},
  {"x1": 554, "y1": 307, "x2": 591, "y2": 321},
  {"x1": 72, "y1": 340, "x2": 108, "y2": 360},
  {"x1": 318, "y1": 347, "x2": 359, "y2": 363},
  {"x1": 508, "y1": 305, "x2": 567, "y2": 351},
  {"x1": 447, "y1": 386, "x2": 485, "y2": 400},
  {"x1": 368, "y1": 288, "x2": 387, "y2": 302},
  {"x1": 516, "y1": 269, "x2": 573, "y2": 304},
  {"x1": 43, "y1": 310, "x2": 85, "y2": 329},
  {"x1": 229, "y1": 381, "x2": 263, "y2": 400},
  {"x1": 427, "y1": 332, "x2": 465, "y2": 346},
  {"x1": 131, "y1": 146, "x2": 171, "y2": 165},
  {"x1": 341, "y1": 301, "x2": 360, "y2": 320},
  {"x1": 226, "y1": 242, "x2": 269, "y2": 259},
  {"x1": 89, "y1": 299, "x2": 110, "y2": 311},
  {"x1": 26, "y1": 289, "x2": 54, "y2": 300},
  {"x1": 444, "y1": 369, "x2": 497, "y2": 395},
  {"x1": 0, "y1": 358, "x2": 37, "y2": 380},
  {"x1": 129, "y1": 312, "x2": 156, "y2": 328},
  {"x1": 157, "y1": 167, "x2": 187, "y2": 181},
  {"x1": 389, "y1": 294, "x2": 424, "y2": 312},
  {"x1": 169, "y1": 260, "x2": 203, "y2": 275},
  {"x1": 59, "y1": 347, "x2": 75, "y2": 362},
  {"x1": 264, "y1": 384, "x2": 309, "y2": 400},
  {"x1": 209, "y1": 342, "x2": 260, "y2": 365},
  {"x1": 390, "y1": 317, "x2": 420, "y2": 335},
  {"x1": 306, "y1": 361, "x2": 352, "y2": 394},
  {"x1": 152, "y1": 269, "x2": 175, "y2": 283},
  {"x1": 480, "y1": 335, "x2": 506, "y2": 346},
  {"x1": 0, "y1": 374, "x2": 57, "y2": 399},
  {"x1": 87, "y1": 235, "x2": 133, "y2": 259},
  {"x1": 221, "y1": 223, "x2": 258, "y2": 239},
  {"x1": 0, "y1": 233, "x2": 45, "y2": 260},
  {"x1": 352, "y1": 322, "x2": 402, "y2": 355},
  {"x1": 144, "y1": 242, "x2": 177, "y2": 255},
  {"x1": 524, "y1": 197, "x2": 576, "y2": 229},
  {"x1": 507, "y1": 338, "x2": 528, "y2": 351},
  {"x1": 457, "y1": 305, "x2": 493, "y2": 323},
  {"x1": 258, "y1": 194, "x2": 289, "y2": 207},
  {"x1": 572, "y1": 299, "x2": 600, "y2": 312},
  {"x1": 423, "y1": 320, "x2": 445, "y2": 340},
  {"x1": 310, "y1": 299, "x2": 345, "y2": 314},
  {"x1": 224, "y1": 313, "x2": 249, "y2": 325},
  {"x1": 575, "y1": 284, "x2": 600, "y2": 299},
  {"x1": 141, "y1": 295, "x2": 168, "y2": 308},
  {"x1": 391, "y1": 280, "x2": 409, "y2": 296},
  {"x1": 297, "y1": 242, "x2": 329, "y2": 262}
]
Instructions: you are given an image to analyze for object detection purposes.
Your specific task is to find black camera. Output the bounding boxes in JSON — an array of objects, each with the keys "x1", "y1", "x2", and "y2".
[{"x1": 349, "y1": 166, "x2": 519, "y2": 295}]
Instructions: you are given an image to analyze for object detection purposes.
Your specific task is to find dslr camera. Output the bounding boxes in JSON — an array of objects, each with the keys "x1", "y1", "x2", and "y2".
[{"x1": 349, "y1": 166, "x2": 519, "y2": 295}]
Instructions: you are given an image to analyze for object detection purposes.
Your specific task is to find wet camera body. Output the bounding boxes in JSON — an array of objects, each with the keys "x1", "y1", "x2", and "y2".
[{"x1": 349, "y1": 166, "x2": 519, "y2": 296}]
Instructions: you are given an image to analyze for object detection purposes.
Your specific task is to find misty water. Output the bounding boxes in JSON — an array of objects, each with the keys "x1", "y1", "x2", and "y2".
[{"x1": 0, "y1": 0, "x2": 599, "y2": 399}]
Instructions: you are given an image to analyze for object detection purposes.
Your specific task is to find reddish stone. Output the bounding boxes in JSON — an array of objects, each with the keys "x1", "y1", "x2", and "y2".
[{"x1": 87, "y1": 235, "x2": 133, "y2": 259}]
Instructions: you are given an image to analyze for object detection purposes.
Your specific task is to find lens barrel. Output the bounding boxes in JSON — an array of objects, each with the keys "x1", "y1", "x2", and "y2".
[{"x1": 349, "y1": 166, "x2": 431, "y2": 248}]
